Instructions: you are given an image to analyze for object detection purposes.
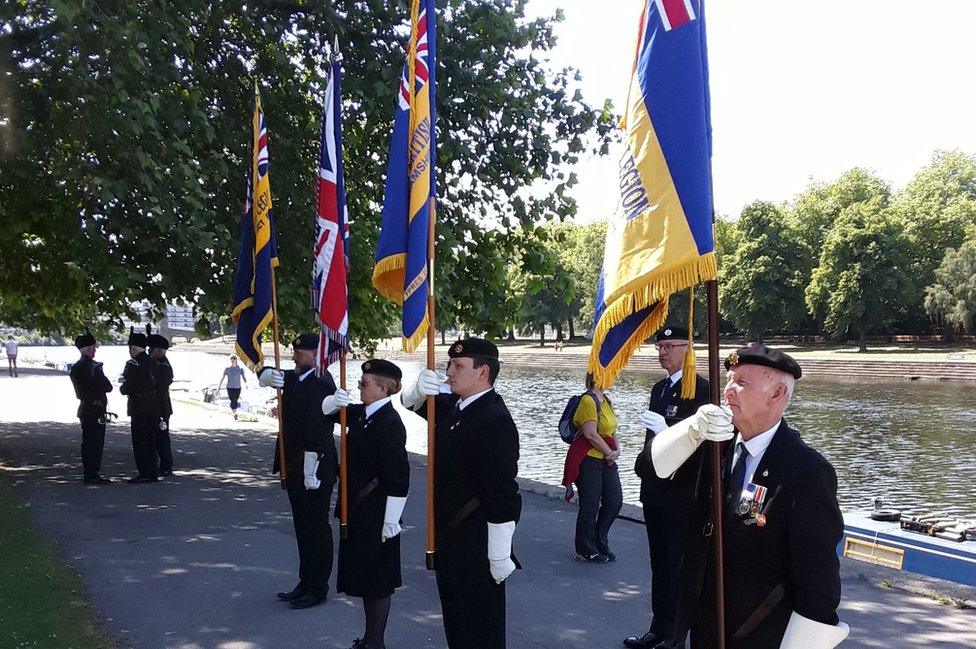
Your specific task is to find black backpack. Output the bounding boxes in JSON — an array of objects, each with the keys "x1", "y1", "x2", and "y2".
[{"x1": 557, "y1": 391, "x2": 601, "y2": 444}]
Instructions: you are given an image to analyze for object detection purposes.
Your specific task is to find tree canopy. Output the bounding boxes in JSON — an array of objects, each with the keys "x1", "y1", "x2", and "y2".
[{"x1": 0, "y1": 0, "x2": 611, "y2": 345}]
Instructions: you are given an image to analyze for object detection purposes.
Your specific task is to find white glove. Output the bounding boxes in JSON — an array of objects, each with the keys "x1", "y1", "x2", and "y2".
[
  {"x1": 321, "y1": 388, "x2": 350, "y2": 415},
  {"x1": 689, "y1": 404, "x2": 734, "y2": 443},
  {"x1": 650, "y1": 404, "x2": 733, "y2": 479},
  {"x1": 381, "y1": 496, "x2": 408, "y2": 542},
  {"x1": 303, "y1": 451, "x2": 321, "y2": 490},
  {"x1": 401, "y1": 369, "x2": 442, "y2": 410},
  {"x1": 487, "y1": 521, "x2": 517, "y2": 584},
  {"x1": 640, "y1": 410, "x2": 667, "y2": 434},
  {"x1": 259, "y1": 368, "x2": 285, "y2": 388},
  {"x1": 779, "y1": 612, "x2": 850, "y2": 649}
]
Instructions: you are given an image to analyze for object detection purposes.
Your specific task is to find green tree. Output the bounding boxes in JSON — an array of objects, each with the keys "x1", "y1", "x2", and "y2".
[
  {"x1": 550, "y1": 221, "x2": 605, "y2": 338},
  {"x1": 896, "y1": 150, "x2": 976, "y2": 317},
  {"x1": 0, "y1": 1, "x2": 610, "y2": 348},
  {"x1": 508, "y1": 231, "x2": 576, "y2": 345},
  {"x1": 924, "y1": 231, "x2": 976, "y2": 333},
  {"x1": 719, "y1": 201, "x2": 809, "y2": 341},
  {"x1": 805, "y1": 200, "x2": 913, "y2": 351}
]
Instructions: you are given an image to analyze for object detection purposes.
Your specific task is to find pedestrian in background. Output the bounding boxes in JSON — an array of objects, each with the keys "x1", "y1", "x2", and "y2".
[
  {"x1": 218, "y1": 355, "x2": 247, "y2": 419},
  {"x1": 571, "y1": 372, "x2": 622, "y2": 563},
  {"x1": 5, "y1": 335, "x2": 18, "y2": 377}
]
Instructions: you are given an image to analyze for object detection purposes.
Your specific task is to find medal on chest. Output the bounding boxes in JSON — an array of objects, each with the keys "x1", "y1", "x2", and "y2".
[{"x1": 665, "y1": 404, "x2": 679, "y2": 418}]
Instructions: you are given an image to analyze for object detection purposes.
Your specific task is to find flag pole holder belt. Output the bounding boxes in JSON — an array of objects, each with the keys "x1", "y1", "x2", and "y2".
[
  {"x1": 732, "y1": 582, "x2": 786, "y2": 644},
  {"x1": 436, "y1": 496, "x2": 480, "y2": 544},
  {"x1": 348, "y1": 478, "x2": 380, "y2": 515}
]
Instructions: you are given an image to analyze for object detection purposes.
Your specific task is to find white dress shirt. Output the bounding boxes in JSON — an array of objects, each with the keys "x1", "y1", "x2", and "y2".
[
  {"x1": 365, "y1": 396, "x2": 392, "y2": 420},
  {"x1": 730, "y1": 420, "x2": 781, "y2": 486},
  {"x1": 458, "y1": 388, "x2": 492, "y2": 410}
]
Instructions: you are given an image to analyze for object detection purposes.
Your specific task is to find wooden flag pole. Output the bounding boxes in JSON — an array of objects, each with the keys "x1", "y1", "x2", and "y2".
[
  {"x1": 339, "y1": 354, "x2": 349, "y2": 539},
  {"x1": 425, "y1": 195, "x2": 437, "y2": 571},
  {"x1": 706, "y1": 278, "x2": 726, "y2": 649},
  {"x1": 270, "y1": 266, "x2": 286, "y2": 489}
]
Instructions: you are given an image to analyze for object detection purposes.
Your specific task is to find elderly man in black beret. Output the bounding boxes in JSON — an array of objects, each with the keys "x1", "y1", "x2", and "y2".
[
  {"x1": 119, "y1": 327, "x2": 161, "y2": 484},
  {"x1": 69, "y1": 331, "x2": 114, "y2": 485},
  {"x1": 147, "y1": 330, "x2": 175, "y2": 476},
  {"x1": 258, "y1": 333, "x2": 348, "y2": 609},
  {"x1": 335, "y1": 358, "x2": 410, "y2": 649},
  {"x1": 649, "y1": 344, "x2": 848, "y2": 649},
  {"x1": 401, "y1": 338, "x2": 521, "y2": 649}
]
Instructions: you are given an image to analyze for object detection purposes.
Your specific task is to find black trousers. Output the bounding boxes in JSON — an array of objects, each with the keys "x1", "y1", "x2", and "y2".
[
  {"x1": 575, "y1": 456, "x2": 623, "y2": 556},
  {"x1": 156, "y1": 416, "x2": 173, "y2": 473},
  {"x1": 286, "y1": 481, "x2": 334, "y2": 598},
  {"x1": 644, "y1": 502, "x2": 689, "y2": 640},
  {"x1": 227, "y1": 387, "x2": 241, "y2": 410},
  {"x1": 80, "y1": 416, "x2": 106, "y2": 480},
  {"x1": 435, "y1": 570, "x2": 506, "y2": 649},
  {"x1": 130, "y1": 414, "x2": 159, "y2": 478}
]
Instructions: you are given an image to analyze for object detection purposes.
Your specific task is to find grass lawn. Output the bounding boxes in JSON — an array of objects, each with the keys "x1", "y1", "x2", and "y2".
[{"x1": 0, "y1": 472, "x2": 115, "y2": 649}]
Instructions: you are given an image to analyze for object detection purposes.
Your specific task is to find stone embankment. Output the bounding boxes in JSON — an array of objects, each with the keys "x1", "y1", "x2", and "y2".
[{"x1": 384, "y1": 349, "x2": 976, "y2": 382}]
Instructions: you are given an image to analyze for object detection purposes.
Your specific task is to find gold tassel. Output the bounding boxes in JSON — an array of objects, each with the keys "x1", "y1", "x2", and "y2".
[{"x1": 681, "y1": 287, "x2": 697, "y2": 399}]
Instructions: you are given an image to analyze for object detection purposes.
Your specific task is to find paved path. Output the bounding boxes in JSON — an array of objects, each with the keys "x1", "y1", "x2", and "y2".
[{"x1": 1, "y1": 367, "x2": 974, "y2": 648}]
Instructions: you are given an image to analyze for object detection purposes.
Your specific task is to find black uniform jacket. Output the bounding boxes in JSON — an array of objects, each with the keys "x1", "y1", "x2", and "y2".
[
  {"x1": 343, "y1": 401, "x2": 410, "y2": 531},
  {"x1": 635, "y1": 373, "x2": 709, "y2": 507},
  {"x1": 417, "y1": 390, "x2": 521, "y2": 582},
  {"x1": 270, "y1": 368, "x2": 339, "y2": 489},
  {"x1": 69, "y1": 356, "x2": 113, "y2": 419},
  {"x1": 682, "y1": 419, "x2": 843, "y2": 648},
  {"x1": 120, "y1": 352, "x2": 160, "y2": 416},
  {"x1": 154, "y1": 358, "x2": 174, "y2": 417}
]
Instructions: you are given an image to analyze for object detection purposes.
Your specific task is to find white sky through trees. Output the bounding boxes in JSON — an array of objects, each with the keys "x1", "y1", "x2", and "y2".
[{"x1": 529, "y1": 0, "x2": 976, "y2": 221}]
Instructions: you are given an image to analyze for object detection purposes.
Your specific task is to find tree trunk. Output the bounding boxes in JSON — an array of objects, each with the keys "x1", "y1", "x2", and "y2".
[
  {"x1": 539, "y1": 328, "x2": 546, "y2": 347},
  {"x1": 749, "y1": 327, "x2": 763, "y2": 344},
  {"x1": 555, "y1": 324, "x2": 564, "y2": 341},
  {"x1": 858, "y1": 327, "x2": 867, "y2": 352},
  {"x1": 440, "y1": 329, "x2": 446, "y2": 345},
  {"x1": 568, "y1": 319, "x2": 575, "y2": 340},
  {"x1": 507, "y1": 327, "x2": 515, "y2": 342}
]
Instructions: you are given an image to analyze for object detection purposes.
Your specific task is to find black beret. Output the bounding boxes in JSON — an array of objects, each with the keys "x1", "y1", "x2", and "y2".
[
  {"x1": 291, "y1": 333, "x2": 319, "y2": 351},
  {"x1": 656, "y1": 325, "x2": 689, "y2": 342},
  {"x1": 361, "y1": 359, "x2": 402, "y2": 381},
  {"x1": 74, "y1": 333, "x2": 96, "y2": 348},
  {"x1": 724, "y1": 343, "x2": 802, "y2": 380},
  {"x1": 147, "y1": 333, "x2": 169, "y2": 349},
  {"x1": 448, "y1": 338, "x2": 498, "y2": 360},
  {"x1": 127, "y1": 327, "x2": 147, "y2": 348}
]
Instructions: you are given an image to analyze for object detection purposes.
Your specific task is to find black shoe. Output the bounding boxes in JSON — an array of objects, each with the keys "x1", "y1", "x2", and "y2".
[
  {"x1": 290, "y1": 593, "x2": 326, "y2": 609},
  {"x1": 127, "y1": 475, "x2": 157, "y2": 484},
  {"x1": 623, "y1": 631, "x2": 663, "y2": 649},
  {"x1": 603, "y1": 550, "x2": 617, "y2": 562},
  {"x1": 575, "y1": 552, "x2": 610, "y2": 564},
  {"x1": 276, "y1": 587, "x2": 305, "y2": 601},
  {"x1": 350, "y1": 640, "x2": 384, "y2": 649},
  {"x1": 159, "y1": 470, "x2": 173, "y2": 477},
  {"x1": 90, "y1": 475, "x2": 112, "y2": 484}
]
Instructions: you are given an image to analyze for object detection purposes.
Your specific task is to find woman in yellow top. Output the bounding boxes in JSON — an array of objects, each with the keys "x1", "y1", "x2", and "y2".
[{"x1": 571, "y1": 373, "x2": 623, "y2": 563}]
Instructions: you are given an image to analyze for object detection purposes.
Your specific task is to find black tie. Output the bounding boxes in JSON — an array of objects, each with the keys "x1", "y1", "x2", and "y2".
[
  {"x1": 728, "y1": 442, "x2": 750, "y2": 504},
  {"x1": 662, "y1": 378, "x2": 672, "y2": 398}
]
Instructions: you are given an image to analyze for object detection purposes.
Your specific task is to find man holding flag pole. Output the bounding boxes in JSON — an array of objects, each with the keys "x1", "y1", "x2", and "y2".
[
  {"x1": 373, "y1": 2, "x2": 520, "y2": 647},
  {"x1": 592, "y1": 2, "x2": 848, "y2": 647},
  {"x1": 231, "y1": 85, "x2": 343, "y2": 610}
]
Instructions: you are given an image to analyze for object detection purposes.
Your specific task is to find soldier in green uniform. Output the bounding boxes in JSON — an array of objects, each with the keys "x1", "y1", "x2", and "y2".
[{"x1": 69, "y1": 330, "x2": 113, "y2": 485}]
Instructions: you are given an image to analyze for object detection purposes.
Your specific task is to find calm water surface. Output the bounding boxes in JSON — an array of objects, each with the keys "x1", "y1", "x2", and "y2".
[{"x1": 21, "y1": 347, "x2": 976, "y2": 516}]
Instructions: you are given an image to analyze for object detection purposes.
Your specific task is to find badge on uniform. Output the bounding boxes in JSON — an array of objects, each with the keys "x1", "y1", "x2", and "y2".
[{"x1": 665, "y1": 404, "x2": 678, "y2": 418}]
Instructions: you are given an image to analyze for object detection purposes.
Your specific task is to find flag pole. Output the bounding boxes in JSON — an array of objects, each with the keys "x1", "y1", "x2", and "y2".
[
  {"x1": 707, "y1": 263, "x2": 725, "y2": 644},
  {"x1": 256, "y1": 79, "x2": 287, "y2": 491},
  {"x1": 339, "y1": 353, "x2": 349, "y2": 539},
  {"x1": 270, "y1": 265, "x2": 286, "y2": 489},
  {"x1": 425, "y1": 195, "x2": 437, "y2": 571}
]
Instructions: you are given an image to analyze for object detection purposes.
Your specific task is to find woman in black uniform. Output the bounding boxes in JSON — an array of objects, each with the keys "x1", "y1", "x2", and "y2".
[{"x1": 337, "y1": 359, "x2": 410, "y2": 649}]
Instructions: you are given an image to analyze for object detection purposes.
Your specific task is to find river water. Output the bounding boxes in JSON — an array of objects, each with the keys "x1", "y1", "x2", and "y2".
[{"x1": 19, "y1": 346, "x2": 976, "y2": 517}]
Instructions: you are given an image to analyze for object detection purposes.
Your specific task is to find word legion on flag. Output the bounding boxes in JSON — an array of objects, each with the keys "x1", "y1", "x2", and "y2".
[
  {"x1": 372, "y1": 0, "x2": 438, "y2": 352},
  {"x1": 311, "y1": 55, "x2": 350, "y2": 373},
  {"x1": 231, "y1": 90, "x2": 279, "y2": 372},
  {"x1": 588, "y1": 0, "x2": 715, "y2": 391}
]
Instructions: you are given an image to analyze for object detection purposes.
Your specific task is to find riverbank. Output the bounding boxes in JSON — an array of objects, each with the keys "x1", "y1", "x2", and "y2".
[
  {"x1": 1, "y1": 368, "x2": 974, "y2": 648},
  {"x1": 183, "y1": 336, "x2": 976, "y2": 382}
]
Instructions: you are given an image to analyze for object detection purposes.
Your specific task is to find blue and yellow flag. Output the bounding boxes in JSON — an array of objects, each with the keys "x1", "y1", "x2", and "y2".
[
  {"x1": 372, "y1": 0, "x2": 438, "y2": 352},
  {"x1": 231, "y1": 90, "x2": 279, "y2": 371},
  {"x1": 589, "y1": 0, "x2": 716, "y2": 390}
]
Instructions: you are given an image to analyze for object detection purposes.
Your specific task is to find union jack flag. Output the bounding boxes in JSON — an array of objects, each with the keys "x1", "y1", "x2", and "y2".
[
  {"x1": 654, "y1": 0, "x2": 696, "y2": 31},
  {"x1": 311, "y1": 54, "x2": 350, "y2": 372}
]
